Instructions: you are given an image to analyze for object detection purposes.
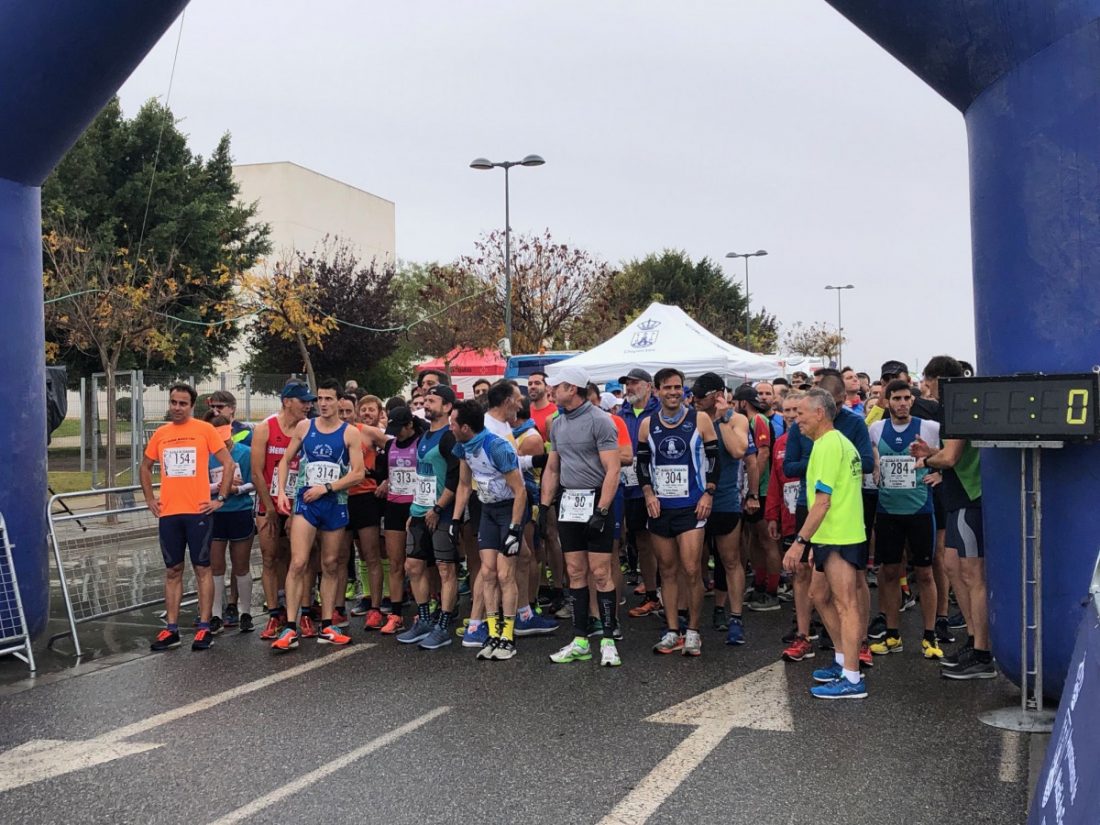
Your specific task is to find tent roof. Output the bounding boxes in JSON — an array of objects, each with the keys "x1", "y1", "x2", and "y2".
[
  {"x1": 545, "y1": 303, "x2": 782, "y2": 383},
  {"x1": 415, "y1": 347, "x2": 506, "y2": 376}
]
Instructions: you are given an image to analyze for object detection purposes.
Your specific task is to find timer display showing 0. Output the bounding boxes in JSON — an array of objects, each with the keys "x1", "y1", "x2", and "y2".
[{"x1": 940, "y1": 374, "x2": 1100, "y2": 441}]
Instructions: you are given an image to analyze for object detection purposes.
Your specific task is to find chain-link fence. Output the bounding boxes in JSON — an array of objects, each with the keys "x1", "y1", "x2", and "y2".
[{"x1": 67, "y1": 371, "x2": 305, "y2": 489}]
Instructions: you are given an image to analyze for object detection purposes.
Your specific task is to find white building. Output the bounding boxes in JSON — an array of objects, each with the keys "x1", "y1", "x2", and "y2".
[{"x1": 221, "y1": 161, "x2": 396, "y2": 372}]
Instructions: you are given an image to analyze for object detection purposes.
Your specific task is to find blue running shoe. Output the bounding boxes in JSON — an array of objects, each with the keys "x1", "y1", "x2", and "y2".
[
  {"x1": 461, "y1": 623, "x2": 489, "y2": 648},
  {"x1": 418, "y1": 625, "x2": 453, "y2": 650},
  {"x1": 812, "y1": 662, "x2": 844, "y2": 683},
  {"x1": 515, "y1": 612, "x2": 559, "y2": 636},
  {"x1": 725, "y1": 617, "x2": 746, "y2": 646},
  {"x1": 397, "y1": 617, "x2": 434, "y2": 645},
  {"x1": 811, "y1": 677, "x2": 868, "y2": 699}
]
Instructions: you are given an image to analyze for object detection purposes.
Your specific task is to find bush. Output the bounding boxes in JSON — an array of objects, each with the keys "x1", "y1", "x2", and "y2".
[{"x1": 115, "y1": 396, "x2": 132, "y2": 421}]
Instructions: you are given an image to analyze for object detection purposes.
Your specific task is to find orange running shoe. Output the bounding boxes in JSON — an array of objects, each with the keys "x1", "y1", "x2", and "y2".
[
  {"x1": 299, "y1": 614, "x2": 318, "y2": 638},
  {"x1": 628, "y1": 598, "x2": 661, "y2": 618},
  {"x1": 380, "y1": 613, "x2": 404, "y2": 635},
  {"x1": 363, "y1": 608, "x2": 385, "y2": 631},
  {"x1": 781, "y1": 635, "x2": 816, "y2": 662},
  {"x1": 271, "y1": 627, "x2": 299, "y2": 652},
  {"x1": 259, "y1": 614, "x2": 284, "y2": 641},
  {"x1": 319, "y1": 625, "x2": 352, "y2": 646},
  {"x1": 859, "y1": 641, "x2": 874, "y2": 668}
]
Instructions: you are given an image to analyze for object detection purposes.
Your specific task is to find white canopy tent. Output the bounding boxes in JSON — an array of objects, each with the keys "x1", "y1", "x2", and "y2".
[{"x1": 546, "y1": 302, "x2": 783, "y2": 384}]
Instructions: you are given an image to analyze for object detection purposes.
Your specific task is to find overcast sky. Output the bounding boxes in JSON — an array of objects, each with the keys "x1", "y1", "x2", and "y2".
[{"x1": 118, "y1": 0, "x2": 974, "y2": 376}]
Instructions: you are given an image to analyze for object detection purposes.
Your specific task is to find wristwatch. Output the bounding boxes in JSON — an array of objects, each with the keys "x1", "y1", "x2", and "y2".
[
  {"x1": 215, "y1": 494, "x2": 226, "y2": 503},
  {"x1": 794, "y1": 535, "x2": 810, "y2": 546},
  {"x1": 746, "y1": 493, "x2": 759, "y2": 501},
  {"x1": 324, "y1": 482, "x2": 333, "y2": 494},
  {"x1": 597, "y1": 506, "x2": 610, "y2": 517},
  {"x1": 702, "y1": 489, "x2": 714, "y2": 497},
  {"x1": 432, "y1": 504, "x2": 443, "y2": 515}
]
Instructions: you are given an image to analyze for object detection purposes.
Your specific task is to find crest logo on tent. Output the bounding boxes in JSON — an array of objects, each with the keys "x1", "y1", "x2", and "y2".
[{"x1": 631, "y1": 318, "x2": 661, "y2": 349}]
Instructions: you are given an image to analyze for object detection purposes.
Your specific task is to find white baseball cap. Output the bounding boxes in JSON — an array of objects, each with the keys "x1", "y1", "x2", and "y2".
[{"x1": 547, "y1": 364, "x2": 590, "y2": 388}]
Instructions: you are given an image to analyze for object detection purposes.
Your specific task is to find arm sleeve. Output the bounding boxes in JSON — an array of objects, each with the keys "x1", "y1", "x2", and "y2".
[
  {"x1": 636, "y1": 440, "x2": 653, "y2": 487},
  {"x1": 704, "y1": 440, "x2": 720, "y2": 486},
  {"x1": 783, "y1": 423, "x2": 808, "y2": 479},
  {"x1": 440, "y1": 433, "x2": 460, "y2": 493},
  {"x1": 237, "y1": 446, "x2": 253, "y2": 488},
  {"x1": 378, "y1": 441, "x2": 391, "y2": 482}
]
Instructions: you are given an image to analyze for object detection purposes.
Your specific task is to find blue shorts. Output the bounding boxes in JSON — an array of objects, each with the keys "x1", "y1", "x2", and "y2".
[
  {"x1": 159, "y1": 514, "x2": 213, "y2": 568},
  {"x1": 295, "y1": 494, "x2": 349, "y2": 531},
  {"x1": 813, "y1": 542, "x2": 869, "y2": 573}
]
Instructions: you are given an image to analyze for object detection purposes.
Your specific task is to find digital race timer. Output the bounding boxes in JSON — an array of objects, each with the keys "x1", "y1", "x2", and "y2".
[{"x1": 940, "y1": 373, "x2": 1100, "y2": 441}]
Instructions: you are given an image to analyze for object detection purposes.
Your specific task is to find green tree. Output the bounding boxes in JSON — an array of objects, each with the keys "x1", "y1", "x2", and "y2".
[
  {"x1": 43, "y1": 96, "x2": 270, "y2": 384},
  {"x1": 782, "y1": 321, "x2": 844, "y2": 362},
  {"x1": 594, "y1": 249, "x2": 778, "y2": 352},
  {"x1": 242, "y1": 239, "x2": 401, "y2": 386}
]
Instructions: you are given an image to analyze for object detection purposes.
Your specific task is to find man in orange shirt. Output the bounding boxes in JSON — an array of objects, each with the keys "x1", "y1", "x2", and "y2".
[{"x1": 141, "y1": 383, "x2": 235, "y2": 652}]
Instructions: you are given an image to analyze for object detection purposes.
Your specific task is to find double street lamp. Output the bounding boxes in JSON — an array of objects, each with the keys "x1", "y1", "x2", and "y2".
[
  {"x1": 824, "y1": 284, "x2": 855, "y2": 366},
  {"x1": 470, "y1": 154, "x2": 545, "y2": 355},
  {"x1": 725, "y1": 249, "x2": 768, "y2": 349}
]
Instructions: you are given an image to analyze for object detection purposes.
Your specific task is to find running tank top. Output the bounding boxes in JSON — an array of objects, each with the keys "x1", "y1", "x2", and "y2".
[
  {"x1": 296, "y1": 420, "x2": 349, "y2": 504},
  {"x1": 646, "y1": 407, "x2": 706, "y2": 509},
  {"x1": 387, "y1": 437, "x2": 419, "y2": 504},
  {"x1": 347, "y1": 424, "x2": 379, "y2": 496},
  {"x1": 259, "y1": 415, "x2": 298, "y2": 514}
]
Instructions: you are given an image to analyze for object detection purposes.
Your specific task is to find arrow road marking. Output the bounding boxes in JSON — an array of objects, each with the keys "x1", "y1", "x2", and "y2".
[
  {"x1": 0, "y1": 646, "x2": 370, "y2": 794},
  {"x1": 206, "y1": 706, "x2": 452, "y2": 825},
  {"x1": 599, "y1": 661, "x2": 794, "y2": 825}
]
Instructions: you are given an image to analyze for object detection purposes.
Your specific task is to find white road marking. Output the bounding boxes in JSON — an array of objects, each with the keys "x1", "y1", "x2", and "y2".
[
  {"x1": 998, "y1": 730, "x2": 1022, "y2": 783},
  {"x1": 599, "y1": 662, "x2": 794, "y2": 825},
  {"x1": 206, "y1": 706, "x2": 452, "y2": 825},
  {"x1": 0, "y1": 646, "x2": 370, "y2": 793}
]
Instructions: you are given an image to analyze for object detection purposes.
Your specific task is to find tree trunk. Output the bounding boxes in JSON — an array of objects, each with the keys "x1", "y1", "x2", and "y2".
[
  {"x1": 103, "y1": 361, "x2": 120, "y2": 523},
  {"x1": 296, "y1": 332, "x2": 316, "y2": 390}
]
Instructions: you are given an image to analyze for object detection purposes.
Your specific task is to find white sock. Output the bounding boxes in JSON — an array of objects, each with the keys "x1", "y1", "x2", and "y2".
[
  {"x1": 235, "y1": 574, "x2": 253, "y2": 615},
  {"x1": 518, "y1": 605, "x2": 533, "y2": 621},
  {"x1": 212, "y1": 575, "x2": 225, "y2": 619},
  {"x1": 843, "y1": 668, "x2": 861, "y2": 685},
  {"x1": 834, "y1": 652, "x2": 845, "y2": 667}
]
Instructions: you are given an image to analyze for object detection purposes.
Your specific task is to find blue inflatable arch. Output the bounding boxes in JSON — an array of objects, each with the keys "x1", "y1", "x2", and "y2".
[{"x1": 3, "y1": 0, "x2": 1098, "y2": 693}]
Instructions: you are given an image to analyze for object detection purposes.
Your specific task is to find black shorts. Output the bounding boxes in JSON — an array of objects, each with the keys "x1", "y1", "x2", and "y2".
[
  {"x1": 408, "y1": 515, "x2": 457, "y2": 564},
  {"x1": 159, "y1": 513, "x2": 213, "y2": 568},
  {"x1": 705, "y1": 510, "x2": 741, "y2": 538},
  {"x1": 212, "y1": 509, "x2": 255, "y2": 542},
  {"x1": 932, "y1": 485, "x2": 946, "y2": 532},
  {"x1": 383, "y1": 500, "x2": 412, "y2": 532},
  {"x1": 945, "y1": 506, "x2": 983, "y2": 559},
  {"x1": 813, "y1": 542, "x2": 868, "y2": 573},
  {"x1": 556, "y1": 494, "x2": 614, "y2": 554},
  {"x1": 874, "y1": 511, "x2": 935, "y2": 567},
  {"x1": 478, "y1": 499, "x2": 519, "y2": 554},
  {"x1": 648, "y1": 506, "x2": 706, "y2": 539},
  {"x1": 742, "y1": 497, "x2": 765, "y2": 524},
  {"x1": 624, "y1": 497, "x2": 649, "y2": 533},
  {"x1": 862, "y1": 490, "x2": 878, "y2": 542},
  {"x1": 347, "y1": 493, "x2": 384, "y2": 531}
]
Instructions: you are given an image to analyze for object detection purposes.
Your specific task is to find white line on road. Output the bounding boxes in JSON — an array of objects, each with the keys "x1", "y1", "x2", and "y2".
[
  {"x1": 105, "y1": 645, "x2": 371, "y2": 742},
  {"x1": 0, "y1": 646, "x2": 371, "y2": 794},
  {"x1": 206, "y1": 706, "x2": 452, "y2": 825},
  {"x1": 998, "y1": 730, "x2": 1022, "y2": 783}
]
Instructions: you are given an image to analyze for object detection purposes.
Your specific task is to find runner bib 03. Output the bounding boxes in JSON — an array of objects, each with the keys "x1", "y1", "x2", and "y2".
[{"x1": 413, "y1": 474, "x2": 437, "y2": 508}]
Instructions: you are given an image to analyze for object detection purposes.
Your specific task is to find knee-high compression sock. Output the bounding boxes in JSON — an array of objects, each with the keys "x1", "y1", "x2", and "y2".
[
  {"x1": 597, "y1": 589, "x2": 617, "y2": 639},
  {"x1": 570, "y1": 586, "x2": 590, "y2": 639},
  {"x1": 235, "y1": 574, "x2": 252, "y2": 615}
]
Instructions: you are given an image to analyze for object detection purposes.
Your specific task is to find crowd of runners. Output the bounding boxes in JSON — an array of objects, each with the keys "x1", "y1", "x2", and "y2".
[{"x1": 139, "y1": 354, "x2": 992, "y2": 699}]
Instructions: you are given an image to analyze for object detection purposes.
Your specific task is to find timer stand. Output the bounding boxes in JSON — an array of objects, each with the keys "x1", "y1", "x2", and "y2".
[{"x1": 973, "y1": 440, "x2": 1060, "y2": 733}]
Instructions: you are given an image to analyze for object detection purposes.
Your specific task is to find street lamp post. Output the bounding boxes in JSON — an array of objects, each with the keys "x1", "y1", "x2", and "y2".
[
  {"x1": 725, "y1": 250, "x2": 768, "y2": 349},
  {"x1": 470, "y1": 154, "x2": 545, "y2": 355},
  {"x1": 824, "y1": 284, "x2": 855, "y2": 366}
]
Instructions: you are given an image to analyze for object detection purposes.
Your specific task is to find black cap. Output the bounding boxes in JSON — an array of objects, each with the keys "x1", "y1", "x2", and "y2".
[
  {"x1": 732, "y1": 384, "x2": 769, "y2": 412},
  {"x1": 618, "y1": 367, "x2": 653, "y2": 384},
  {"x1": 880, "y1": 360, "x2": 909, "y2": 379},
  {"x1": 385, "y1": 406, "x2": 415, "y2": 436},
  {"x1": 426, "y1": 385, "x2": 456, "y2": 405},
  {"x1": 690, "y1": 372, "x2": 726, "y2": 397}
]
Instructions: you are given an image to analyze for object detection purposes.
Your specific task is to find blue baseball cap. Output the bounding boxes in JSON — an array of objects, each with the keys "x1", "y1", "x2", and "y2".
[
  {"x1": 281, "y1": 381, "x2": 317, "y2": 402},
  {"x1": 604, "y1": 380, "x2": 624, "y2": 394}
]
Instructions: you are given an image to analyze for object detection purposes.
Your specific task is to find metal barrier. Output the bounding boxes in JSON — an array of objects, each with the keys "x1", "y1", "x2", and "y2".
[
  {"x1": 0, "y1": 513, "x2": 35, "y2": 673},
  {"x1": 48, "y1": 485, "x2": 263, "y2": 657}
]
